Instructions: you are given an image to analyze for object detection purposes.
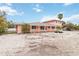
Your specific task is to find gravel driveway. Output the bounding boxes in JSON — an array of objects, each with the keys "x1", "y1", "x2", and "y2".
[{"x1": 0, "y1": 31, "x2": 79, "y2": 56}]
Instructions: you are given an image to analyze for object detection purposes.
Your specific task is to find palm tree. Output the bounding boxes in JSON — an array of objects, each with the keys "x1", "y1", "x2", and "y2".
[
  {"x1": 55, "y1": 13, "x2": 64, "y2": 32},
  {"x1": 57, "y1": 13, "x2": 63, "y2": 20}
]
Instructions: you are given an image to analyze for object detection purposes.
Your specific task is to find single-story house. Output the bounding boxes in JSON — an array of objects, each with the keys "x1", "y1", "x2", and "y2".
[{"x1": 16, "y1": 20, "x2": 64, "y2": 33}]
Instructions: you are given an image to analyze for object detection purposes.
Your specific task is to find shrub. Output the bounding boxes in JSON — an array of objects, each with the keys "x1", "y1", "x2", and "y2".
[
  {"x1": 22, "y1": 24, "x2": 30, "y2": 33},
  {"x1": 56, "y1": 26, "x2": 62, "y2": 30},
  {"x1": 0, "y1": 28, "x2": 5, "y2": 35},
  {"x1": 65, "y1": 22, "x2": 79, "y2": 31}
]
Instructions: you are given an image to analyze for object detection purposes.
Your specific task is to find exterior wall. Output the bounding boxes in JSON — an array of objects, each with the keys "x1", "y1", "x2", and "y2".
[
  {"x1": 47, "y1": 26, "x2": 54, "y2": 32},
  {"x1": 16, "y1": 20, "x2": 63, "y2": 33},
  {"x1": 44, "y1": 21, "x2": 62, "y2": 27},
  {"x1": 16, "y1": 25, "x2": 22, "y2": 34},
  {"x1": 30, "y1": 25, "x2": 55, "y2": 33},
  {"x1": 16, "y1": 25, "x2": 57, "y2": 33},
  {"x1": 36, "y1": 26, "x2": 41, "y2": 32},
  {"x1": 30, "y1": 26, "x2": 40, "y2": 33}
]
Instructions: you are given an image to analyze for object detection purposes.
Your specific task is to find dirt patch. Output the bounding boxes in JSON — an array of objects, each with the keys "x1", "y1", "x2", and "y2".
[{"x1": 0, "y1": 31, "x2": 79, "y2": 55}]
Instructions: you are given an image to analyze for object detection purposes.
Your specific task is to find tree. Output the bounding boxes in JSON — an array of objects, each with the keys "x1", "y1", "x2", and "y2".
[
  {"x1": 57, "y1": 13, "x2": 63, "y2": 20},
  {"x1": 0, "y1": 11, "x2": 8, "y2": 34},
  {"x1": 56, "y1": 13, "x2": 63, "y2": 32},
  {"x1": 65, "y1": 22, "x2": 79, "y2": 31},
  {"x1": 7, "y1": 20, "x2": 15, "y2": 28},
  {"x1": 66, "y1": 22, "x2": 74, "y2": 31}
]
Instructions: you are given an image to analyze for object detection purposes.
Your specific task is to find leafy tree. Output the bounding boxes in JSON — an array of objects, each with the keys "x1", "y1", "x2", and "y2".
[
  {"x1": 0, "y1": 11, "x2": 8, "y2": 34},
  {"x1": 58, "y1": 13, "x2": 63, "y2": 20},
  {"x1": 7, "y1": 20, "x2": 15, "y2": 28},
  {"x1": 65, "y1": 22, "x2": 79, "y2": 31}
]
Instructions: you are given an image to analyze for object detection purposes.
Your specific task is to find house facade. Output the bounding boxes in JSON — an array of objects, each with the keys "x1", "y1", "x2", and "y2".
[{"x1": 16, "y1": 20, "x2": 63, "y2": 33}]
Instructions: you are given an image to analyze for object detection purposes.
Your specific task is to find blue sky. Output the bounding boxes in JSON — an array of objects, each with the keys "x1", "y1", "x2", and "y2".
[{"x1": 0, "y1": 3, "x2": 79, "y2": 24}]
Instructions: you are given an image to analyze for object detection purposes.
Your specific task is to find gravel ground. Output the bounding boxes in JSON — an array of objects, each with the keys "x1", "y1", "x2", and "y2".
[{"x1": 0, "y1": 31, "x2": 79, "y2": 56}]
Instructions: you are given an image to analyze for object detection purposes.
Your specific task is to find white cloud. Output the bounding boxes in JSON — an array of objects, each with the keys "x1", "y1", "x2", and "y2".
[
  {"x1": 40, "y1": 15, "x2": 58, "y2": 22},
  {"x1": 33, "y1": 8, "x2": 42, "y2": 12},
  {"x1": 40, "y1": 13, "x2": 79, "y2": 24},
  {"x1": 64, "y1": 3, "x2": 73, "y2": 6},
  {"x1": 0, "y1": 3, "x2": 12, "y2": 6},
  {"x1": 68, "y1": 14, "x2": 79, "y2": 20},
  {"x1": 5, "y1": 3, "x2": 12, "y2": 6},
  {"x1": 62, "y1": 14, "x2": 79, "y2": 24},
  {"x1": 33, "y1": 4, "x2": 42, "y2": 13},
  {"x1": 0, "y1": 6, "x2": 24, "y2": 16},
  {"x1": 63, "y1": 14, "x2": 79, "y2": 21},
  {"x1": 36, "y1": 4, "x2": 39, "y2": 8},
  {"x1": 40, "y1": 12, "x2": 64, "y2": 22}
]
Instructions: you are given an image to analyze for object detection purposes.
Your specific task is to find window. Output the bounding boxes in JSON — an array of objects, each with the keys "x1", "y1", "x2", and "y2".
[
  {"x1": 56, "y1": 21, "x2": 58, "y2": 23},
  {"x1": 48, "y1": 26, "x2": 50, "y2": 28},
  {"x1": 52, "y1": 26, "x2": 55, "y2": 29},
  {"x1": 32, "y1": 26, "x2": 36, "y2": 29},
  {"x1": 40, "y1": 26, "x2": 44, "y2": 30}
]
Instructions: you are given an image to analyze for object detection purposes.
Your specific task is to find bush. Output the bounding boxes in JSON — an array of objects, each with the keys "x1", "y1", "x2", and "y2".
[
  {"x1": 66, "y1": 27, "x2": 72, "y2": 31},
  {"x1": 0, "y1": 28, "x2": 5, "y2": 35},
  {"x1": 0, "y1": 27, "x2": 7, "y2": 35},
  {"x1": 65, "y1": 22, "x2": 79, "y2": 31},
  {"x1": 22, "y1": 24, "x2": 30, "y2": 33},
  {"x1": 56, "y1": 26, "x2": 62, "y2": 30}
]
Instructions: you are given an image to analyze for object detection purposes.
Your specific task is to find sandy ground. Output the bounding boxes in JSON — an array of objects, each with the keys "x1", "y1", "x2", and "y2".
[{"x1": 0, "y1": 31, "x2": 79, "y2": 56}]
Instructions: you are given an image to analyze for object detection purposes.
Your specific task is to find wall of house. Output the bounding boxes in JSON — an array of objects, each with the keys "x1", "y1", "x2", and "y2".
[
  {"x1": 16, "y1": 25, "x2": 22, "y2": 34},
  {"x1": 30, "y1": 25, "x2": 55, "y2": 33},
  {"x1": 16, "y1": 25, "x2": 56, "y2": 33},
  {"x1": 44, "y1": 21, "x2": 62, "y2": 27},
  {"x1": 30, "y1": 26, "x2": 40, "y2": 33},
  {"x1": 46, "y1": 26, "x2": 55, "y2": 32},
  {"x1": 16, "y1": 20, "x2": 63, "y2": 33}
]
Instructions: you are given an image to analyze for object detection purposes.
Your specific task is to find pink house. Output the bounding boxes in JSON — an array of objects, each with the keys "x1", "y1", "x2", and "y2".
[{"x1": 16, "y1": 20, "x2": 63, "y2": 33}]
